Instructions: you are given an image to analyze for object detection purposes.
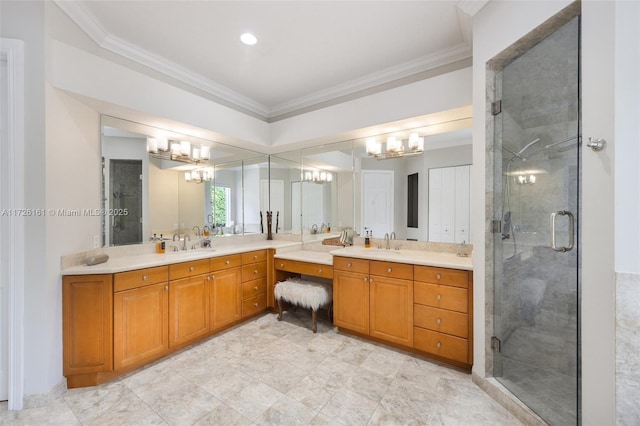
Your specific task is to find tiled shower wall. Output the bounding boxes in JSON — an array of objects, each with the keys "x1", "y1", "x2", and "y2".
[{"x1": 616, "y1": 272, "x2": 640, "y2": 425}]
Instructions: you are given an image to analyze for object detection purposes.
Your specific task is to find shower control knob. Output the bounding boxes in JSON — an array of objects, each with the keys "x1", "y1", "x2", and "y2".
[{"x1": 587, "y1": 137, "x2": 606, "y2": 152}]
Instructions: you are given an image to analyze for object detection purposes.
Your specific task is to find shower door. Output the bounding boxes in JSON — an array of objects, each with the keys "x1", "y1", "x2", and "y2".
[{"x1": 492, "y1": 17, "x2": 580, "y2": 425}]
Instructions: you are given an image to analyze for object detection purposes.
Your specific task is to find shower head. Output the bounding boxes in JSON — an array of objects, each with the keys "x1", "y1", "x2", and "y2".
[{"x1": 516, "y1": 138, "x2": 541, "y2": 157}]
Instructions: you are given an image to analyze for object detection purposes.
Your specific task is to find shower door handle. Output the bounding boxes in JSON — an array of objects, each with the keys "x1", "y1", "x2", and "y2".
[{"x1": 550, "y1": 210, "x2": 574, "y2": 252}]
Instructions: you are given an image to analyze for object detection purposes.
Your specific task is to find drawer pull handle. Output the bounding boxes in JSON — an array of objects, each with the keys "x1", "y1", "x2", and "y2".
[
  {"x1": 254, "y1": 302, "x2": 258, "y2": 307},
  {"x1": 164, "y1": 285, "x2": 168, "y2": 291},
  {"x1": 142, "y1": 275, "x2": 147, "y2": 281},
  {"x1": 363, "y1": 277, "x2": 368, "y2": 282},
  {"x1": 436, "y1": 294, "x2": 441, "y2": 301},
  {"x1": 318, "y1": 269, "x2": 323, "y2": 274},
  {"x1": 254, "y1": 286, "x2": 258, "y2": 291},
  {"x1": 436, "y1": 341, "x2": 441, "y2": 349},
  {"x1": 436, "y1": 274, "x2": 441, "y2": 280},
  {"x1": 254, "y1": 269, "x2": 258, "y2": 274},
  {"x1": 280, "y1": 263, "x2": 284, "y2": 267},
  {"x1": 370, "y1": 278, "x2": 374, "y2": 283},
  {"x1": 347, "y1": 262, "x2": 352, "y2": 267},
  {"x1": 225, "y1": 260, "x2": 230, "y2": 265},
  {"x1": 436, "y1": 318, "x2": 442, "y2": 325},
  {"x1": 387, "y1": 268, "x2": 392, "y2": 273},
  {"x1": 254, "y1": 255, "x2": 258, "y2": 260},
  {"x1": 189, "y1": 266, "x2": 194, "y2": 272},
  {"x1": 212, "y1": 275, "x2": 215, "y2": 279},
  {"x1": 207, "y1": 276, "x2": 210, "y2": 281}
]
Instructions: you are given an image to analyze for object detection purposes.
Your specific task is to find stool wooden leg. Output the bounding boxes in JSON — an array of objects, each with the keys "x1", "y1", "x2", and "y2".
[
  {"x1": 311, "y1": 309, "x2": 317, "y2": 333},
  {"x1": 277, "y1": 298, "x2": 284, "y2": 321}
]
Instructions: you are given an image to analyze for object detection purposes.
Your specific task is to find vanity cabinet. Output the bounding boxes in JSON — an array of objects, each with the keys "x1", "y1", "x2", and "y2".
[
  {"x1": 168, "y1": 260, "x2": 210, "y2": 348},
  {"x1": 413, "y1": 265, "x2": 473, "y2": 366},
  {"x1": 333, "y1": 257, "x2": 413, "y2": 346},
  {"x1": 209, "y1": 255, "x2": 242, "y2": 331},
  {"x1": 333, "y1": 257, "x2": 370, "y2": 335},
  {"x1": 369, "y1": 261, "x2": 413, "y2": 347},
  {"x1": 113, "y1": 266, "x2": 169, "y2": 370},
  {"x1": 241, "y1": 250, "x2": 268, "y2": 318},
  {"x1": 62, "y1": 274, "x2": 113, "y2": 379}
]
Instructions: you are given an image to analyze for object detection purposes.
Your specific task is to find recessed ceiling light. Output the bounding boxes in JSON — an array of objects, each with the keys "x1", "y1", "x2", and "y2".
[{"x1": 240, "y1": 33, "x2": 257, "y2": 46}]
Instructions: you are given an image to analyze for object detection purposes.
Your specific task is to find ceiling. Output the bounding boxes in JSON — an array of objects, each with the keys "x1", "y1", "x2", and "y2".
[{"x1": 54, "y1": 1, "x2": 485, "y2": 122}]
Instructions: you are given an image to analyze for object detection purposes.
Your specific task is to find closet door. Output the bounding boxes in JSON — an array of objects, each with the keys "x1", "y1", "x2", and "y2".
[{"x1": 454, "y1": 165, "x2": 470, "y2": 243}]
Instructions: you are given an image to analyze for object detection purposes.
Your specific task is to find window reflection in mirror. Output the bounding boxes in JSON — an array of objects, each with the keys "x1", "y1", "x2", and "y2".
[{"x1": 101, "y1": 115, "x2": 263, "y2": 246}]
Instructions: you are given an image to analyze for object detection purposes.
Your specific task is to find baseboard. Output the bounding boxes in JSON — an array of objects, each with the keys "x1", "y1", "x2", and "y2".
[{"x1": 22, "y1": 380, "x2": 67, "y2": 410}]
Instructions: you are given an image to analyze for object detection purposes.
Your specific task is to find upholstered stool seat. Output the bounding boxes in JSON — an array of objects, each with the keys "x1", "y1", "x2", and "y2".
[{"x1": 274, "y1": 278, "x2": 333, "y2": 333}]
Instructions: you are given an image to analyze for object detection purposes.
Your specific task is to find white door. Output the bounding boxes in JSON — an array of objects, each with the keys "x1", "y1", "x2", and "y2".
[
  {"x1": 265, "y1": 179, "x2": 284, "y2": 232},
  {"x1": 361, "y1": 170, "x2": 394, "y2": 238}
]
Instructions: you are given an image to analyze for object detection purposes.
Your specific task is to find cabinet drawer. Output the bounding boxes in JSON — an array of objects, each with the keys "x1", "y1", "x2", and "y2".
[
  {"x1": 333, "y1": 256, "x2": 369, "y2": 274},
  {"x1": 414, "y1": 305, "x2": 468, "y2": 338},
  {"x1": 169, "y1": 259, "x2": 210, "y2": 280},
  {"x1": 414, "y1": 327, "x2": 469, "y2": 364},
  {"x1": 210, "y1": 254, "x2": 242, "y2": 271},
  {"x1": 242, "y1": 293, "x2": 267, "y2": 317},
  {"x1": 242, "y1": 277, "x2": 267, "y2": 299},
  {"x1": 414, "y1": 282, "x2": 468, "y2": 313},
  {"x1": 114, "y1": 266, "x2": 168, "y2": 292},
  {"x1": 370, "y1": 261, "x2": 413, "y2": 280},
  {"x1": 242, "y1": 250, "x2": 267, "y2": 264},
  {"x1": 275, "y1": 259, "x2": 333, "y2": 279},
  {"x1": 241, "y1": 262, "x2": 267, "y2": 282},
  {"x1": 414, "y1": 265, "x2": 469, "y2": 289}
]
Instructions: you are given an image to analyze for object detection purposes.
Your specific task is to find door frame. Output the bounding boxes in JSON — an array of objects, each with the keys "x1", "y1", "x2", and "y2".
[{"x1": 0, "y1": 38, "x2": 25, "y2": 410}]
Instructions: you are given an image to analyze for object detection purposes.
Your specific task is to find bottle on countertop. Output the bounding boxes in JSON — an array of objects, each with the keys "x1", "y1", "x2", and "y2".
[{"x1": 364, "y1": 230, "x2": 371, "y2": 248}]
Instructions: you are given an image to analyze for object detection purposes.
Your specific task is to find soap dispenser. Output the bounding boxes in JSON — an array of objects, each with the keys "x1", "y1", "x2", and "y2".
[{"x1": 364, "y1": 230, "x2": 371, "y2": 248}]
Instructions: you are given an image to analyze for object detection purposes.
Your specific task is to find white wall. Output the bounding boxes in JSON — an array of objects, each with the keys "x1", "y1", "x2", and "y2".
[{"x1": 473, "y1": 1, "x2": 617, "y2": 424}]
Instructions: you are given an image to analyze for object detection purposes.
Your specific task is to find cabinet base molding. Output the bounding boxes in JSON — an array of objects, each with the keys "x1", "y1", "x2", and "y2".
[{"x1": 335, "y1": 327, "x2": 472, "y2": 372}]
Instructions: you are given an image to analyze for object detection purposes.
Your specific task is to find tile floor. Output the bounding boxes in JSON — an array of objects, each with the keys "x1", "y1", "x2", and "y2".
[{"x1": 0, "y1": 310, "x2": 521, "y2": 425}]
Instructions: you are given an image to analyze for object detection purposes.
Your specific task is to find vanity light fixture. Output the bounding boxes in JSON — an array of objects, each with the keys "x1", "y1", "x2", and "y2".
[
  {"x1": 185, "y1": 168, "x2": 213, "y2": 184},
  {"x1": 147, "y1": 137, "x2": 211, "y2": 166},
  {"x1": 366, "y1": 132, "x2": 425, "y2": 160},
  {"x1": 303, "y1": 169, "x2": 333, "y2": 183}
]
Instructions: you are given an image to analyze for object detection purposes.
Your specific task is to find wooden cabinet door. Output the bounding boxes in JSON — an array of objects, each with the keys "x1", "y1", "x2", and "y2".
[
  {"x1": 63, "y1": 275, "x2": 113, "y2": 375},
  {"x1": 333, "y1": 270, "x2": 370, "y2": 335},
  {"x1": 114, "y1": 282, "x2": 169, "y2": 370},
  {"x1": 369, "y1": 275, "x2": 413, "y2": 347},
  {"x1": 169, "y1": 275, "x2": 209, "y2": 348},
  {"x1": 209, "y1": 268, "x2": 242, "y2": 331}
]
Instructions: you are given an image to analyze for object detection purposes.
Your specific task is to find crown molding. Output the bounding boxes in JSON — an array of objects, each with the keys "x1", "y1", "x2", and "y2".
[
  {"x1": 269, "y1": 43, "x2": 472, "y2": 119},
  {"x1": 54, "y1": 0, "x2": 474, "y2": 121}
]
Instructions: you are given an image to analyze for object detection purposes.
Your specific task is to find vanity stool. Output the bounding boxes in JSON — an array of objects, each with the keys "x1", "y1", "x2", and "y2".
[{"x1": 274, "y1": 277, "x2": 333, "y2": 333}]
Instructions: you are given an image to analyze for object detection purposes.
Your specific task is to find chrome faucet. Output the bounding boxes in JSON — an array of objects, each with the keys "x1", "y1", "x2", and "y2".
[
  {"x1": 182, "y1": 234, "x2": 191, "y2": 250},
  {"x1": 384, "y1": 233, "x2": 390, "y2": 250},
  {"x1": 172, "y1": 233, "x2": 180, "y2": 241},
  {"x1": 192, "y1": 226, "x2": 201, "y2": 237},
  {"x1": 390, "y1": 231, "x2": 396, "y2": 241}
]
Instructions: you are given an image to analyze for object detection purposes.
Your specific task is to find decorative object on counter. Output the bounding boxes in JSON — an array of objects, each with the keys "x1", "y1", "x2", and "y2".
[
  {"x1": 276, "y1": 211, "x2": 279, "y2": 234},
  {"x1": 203, "y1": 225, "x2": 210, "y2": 236},
  {"x1": 266, "y1": 211, "x2": 273, "y2": 240},
  {"x1": 339, "y1": 228, "x2": 354, "y2": 246},
  {"x1": 326, "y1": 223, "x2": 331, "y2": 233},
  {"x1": 156, "y1": 240, "x2": 165, "y2": 253},
  {"x1": 85, "y1": 253, "x2": 109, "y2": 266},
  {"x1": 311, "y1": 224, "x2": 318, "y2": 234},
  {"x1": 275, "y1": 277, "x2": 333, "y2": 333},
  {"x1": 364, "y1": 230, "x2": 371, "y2": 248},
  {"x1": 260, "y1": 211, "x2": 264, "y2": 233}
]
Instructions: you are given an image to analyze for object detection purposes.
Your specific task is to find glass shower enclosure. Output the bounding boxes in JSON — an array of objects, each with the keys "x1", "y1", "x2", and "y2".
[{"x1": 491, "y1": 16, "x2": 580, "y2": 425}]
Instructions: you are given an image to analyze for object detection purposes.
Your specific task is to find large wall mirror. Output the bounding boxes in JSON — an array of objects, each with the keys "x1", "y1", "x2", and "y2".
[
  {"x1": 273, "y1": 117, "x2": 472, "y2": 243},
  {"x1": 101, "y1": 116, "x2": 265, "y2": 246}
]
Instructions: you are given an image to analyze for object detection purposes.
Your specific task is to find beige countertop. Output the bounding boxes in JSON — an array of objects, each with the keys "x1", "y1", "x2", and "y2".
[
  {"x1": 330, "y1": 246, "x2": 473, "y2": 270},
  {"x1": 62, "y1": 240, "x2": 473, "y2": 276},
  {"x1": 61, "y1": 240, "x2": 300, "y2": 275},
  {"x1": 274, "y1": 250, "x2": 334, "y2": 266}
]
